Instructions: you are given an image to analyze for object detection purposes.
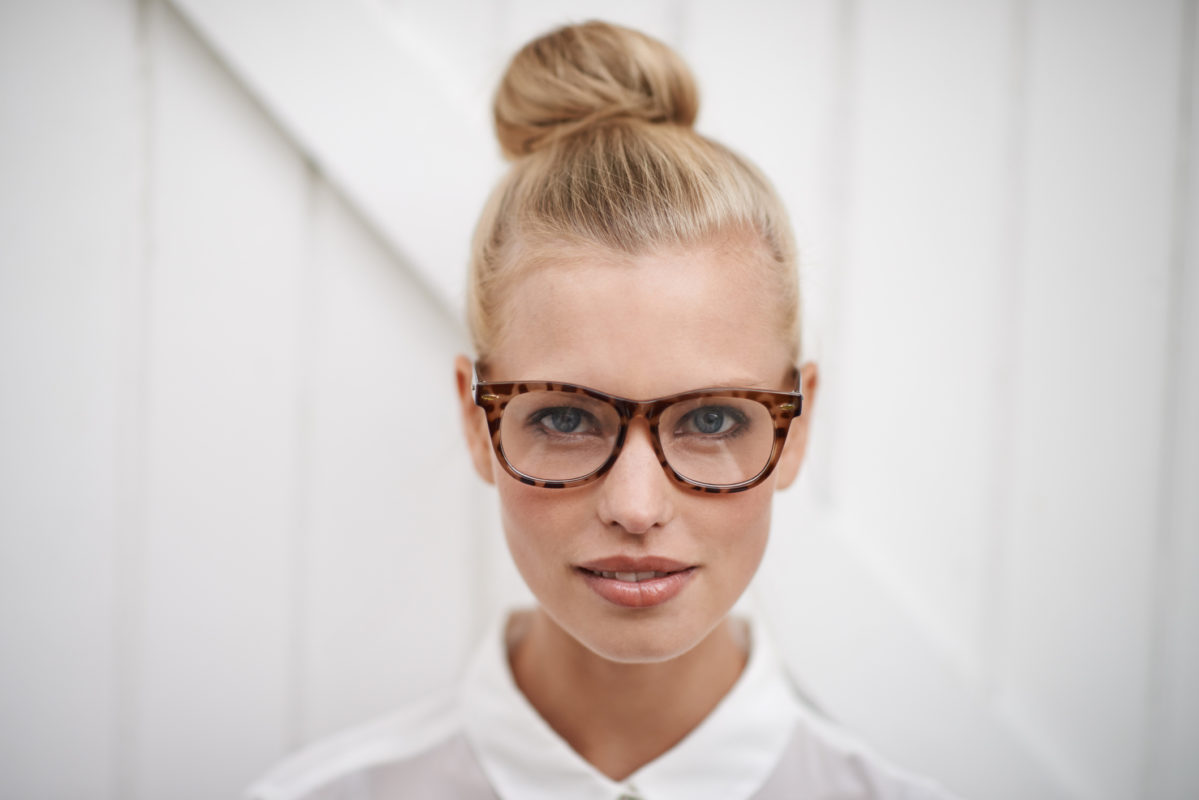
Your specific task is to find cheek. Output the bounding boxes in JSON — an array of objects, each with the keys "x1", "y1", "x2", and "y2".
[
  {"x1": 700, "y1": 489, "x2": 774, "y2": 572},
  {"x1": 495, "y1": 478, "x2": 583, "y2": 578}
]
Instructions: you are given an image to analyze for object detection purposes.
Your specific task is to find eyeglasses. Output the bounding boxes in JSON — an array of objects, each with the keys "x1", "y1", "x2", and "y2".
[{"x1": 471, "y1": 364, "x2": 802, "y2": 493}]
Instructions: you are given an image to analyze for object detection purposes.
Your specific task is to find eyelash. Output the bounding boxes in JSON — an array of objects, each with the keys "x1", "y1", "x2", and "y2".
[
  {"x1": 675, "y1": 406, "x2": 750, "y2": 439},
  {"x1": 526, "y1": 407, "x2": 601, "y2": 435}
]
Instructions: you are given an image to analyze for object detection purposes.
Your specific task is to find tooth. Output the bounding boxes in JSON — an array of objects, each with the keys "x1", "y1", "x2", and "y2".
[
  {"x1": 602, "y1": 571, "x2": 615, "y2": 579},
  {"x1": 614, "y1": 572, "x2": 637, "y2": 582},
  {"x1": 635, "y1": 571, "x2": 655, "y2": 581}
]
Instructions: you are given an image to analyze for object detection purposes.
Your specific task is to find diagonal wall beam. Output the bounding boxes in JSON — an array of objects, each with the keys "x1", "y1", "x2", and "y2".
[{"x1": 167, "y1": 0, "x2": 502, "y2": 321}]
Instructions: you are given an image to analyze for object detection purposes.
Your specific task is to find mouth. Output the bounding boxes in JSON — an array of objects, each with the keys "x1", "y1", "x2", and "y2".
[
  {"x1": 575, "y1": 555, "x2": 695, "y2": 574},
  {"x1": 578, "y1": 568, "x2": 687, "y2": 582},
  {"x1": 574, "y1": 559, "x2": 698, "y2": 608}
]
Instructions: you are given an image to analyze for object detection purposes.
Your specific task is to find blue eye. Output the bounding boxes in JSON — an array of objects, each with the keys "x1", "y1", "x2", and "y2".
[
  {"x1": 531, "y1": 406, "x2": 594, "y2": 434},
  {"x1": 680, "y1": 405, "x2": 746, "y2": 436}
]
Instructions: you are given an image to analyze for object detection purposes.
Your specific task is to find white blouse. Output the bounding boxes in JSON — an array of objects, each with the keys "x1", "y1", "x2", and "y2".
[{"x1": 248, "y1": 611, "x2": 958, "y2": 800}]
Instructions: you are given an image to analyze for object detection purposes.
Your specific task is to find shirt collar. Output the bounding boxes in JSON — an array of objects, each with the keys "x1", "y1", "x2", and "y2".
[{"x1": 460, "y1": 609, "x2": 801, "y2": 800}]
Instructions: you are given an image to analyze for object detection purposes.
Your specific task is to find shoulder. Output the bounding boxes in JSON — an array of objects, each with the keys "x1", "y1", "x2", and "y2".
[
  {"x1": 758, "y1": 699, "x2": 960, "y2": 800},
  {"x1": 246, "y1": 688, "x2": 491, "y2": 800}
]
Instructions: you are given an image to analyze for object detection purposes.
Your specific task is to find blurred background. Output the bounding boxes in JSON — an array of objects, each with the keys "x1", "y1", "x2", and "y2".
[{"x1": 1, "y1": 0, "x2": 1196, "y2": 798}]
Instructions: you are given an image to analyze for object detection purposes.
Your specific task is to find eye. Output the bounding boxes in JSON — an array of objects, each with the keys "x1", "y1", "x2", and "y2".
[
  {"x1": 530, "y1": 406, "x2": 597, "y2": 435},
  {"x1": 678, "y1": 405, "x2": 746, "y2": 436}
]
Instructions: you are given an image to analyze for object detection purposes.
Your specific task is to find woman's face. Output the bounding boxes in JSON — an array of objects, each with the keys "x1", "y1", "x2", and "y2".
[{"x1": 456, "y1": 234, "x2": 816, "y2": 663}]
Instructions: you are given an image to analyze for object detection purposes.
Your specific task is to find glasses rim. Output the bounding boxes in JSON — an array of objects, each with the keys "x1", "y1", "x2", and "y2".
[{"x1": 471, "y1": 363, "x2": 803, "y2": 493}]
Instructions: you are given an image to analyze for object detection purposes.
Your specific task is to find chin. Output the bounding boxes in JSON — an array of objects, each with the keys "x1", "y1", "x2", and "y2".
[{"x1": 564, "y1": 608, "x2": 719, "y2": 664}]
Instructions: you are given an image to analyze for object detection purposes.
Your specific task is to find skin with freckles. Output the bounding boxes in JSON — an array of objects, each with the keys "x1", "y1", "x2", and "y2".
[{"x1": 455, "y1": 230, "x2": 819, "y2": 781}]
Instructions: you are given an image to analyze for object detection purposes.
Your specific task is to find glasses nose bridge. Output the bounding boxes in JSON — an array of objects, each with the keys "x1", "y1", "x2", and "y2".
[
  {"x1": 613, "y1": 396, "x2": 669, "y2": 434},
  {"x1": 610, "y1": 397, "x2": 671, "y2": 470}
]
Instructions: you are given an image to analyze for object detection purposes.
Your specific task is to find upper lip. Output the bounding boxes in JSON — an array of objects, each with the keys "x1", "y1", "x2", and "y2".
[{"x1": 576, "y1": 556, "x2": 695, "y2": 573}]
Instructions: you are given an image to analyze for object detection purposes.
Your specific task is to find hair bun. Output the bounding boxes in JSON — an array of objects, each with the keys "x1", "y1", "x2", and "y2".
[{"x1": 493, "y1": 21, "x2": 699, "y2": 160}]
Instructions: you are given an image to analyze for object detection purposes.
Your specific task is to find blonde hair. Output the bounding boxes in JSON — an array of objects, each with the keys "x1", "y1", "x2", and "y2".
[{"x1": 468, "y1": 21, "x2": 800, "y2": 361}]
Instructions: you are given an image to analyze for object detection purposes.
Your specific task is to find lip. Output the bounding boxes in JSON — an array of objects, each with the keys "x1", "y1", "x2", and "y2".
[
  {"x1": 574, "y1": 555, "x2": 698, "y2": 608},
  {"x1": 576, "y1": 555, "x2": 694, "y2": 573}
]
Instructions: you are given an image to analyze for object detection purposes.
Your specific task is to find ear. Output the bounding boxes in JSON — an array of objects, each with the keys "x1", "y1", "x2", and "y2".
[
  {"x1": 774, "y1": 361, "x2": 819, "y2": 491},
  {"x1": 455, "y1": 354, "x2": 496, "y2": 485}
]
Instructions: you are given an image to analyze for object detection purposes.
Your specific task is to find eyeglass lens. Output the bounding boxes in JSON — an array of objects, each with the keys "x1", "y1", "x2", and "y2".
[{"x1": 498, "y1": 390, "x2": 776, "y2": 486}]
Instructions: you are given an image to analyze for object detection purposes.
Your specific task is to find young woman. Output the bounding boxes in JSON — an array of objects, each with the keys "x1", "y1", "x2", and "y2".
[{"x1": 251, "y1": 21, "x2": 955, "y2": 800}]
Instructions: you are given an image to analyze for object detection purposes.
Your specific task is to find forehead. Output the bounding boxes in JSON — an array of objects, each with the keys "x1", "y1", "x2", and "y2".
[{"x1": 487, "y1": 236, "x2": 790, "y2": 396}]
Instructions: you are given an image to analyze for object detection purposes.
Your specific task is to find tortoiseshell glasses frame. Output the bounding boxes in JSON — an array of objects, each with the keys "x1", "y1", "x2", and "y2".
[{"x1": 471, "y1": 364, "x2": 803, "y2": 493}]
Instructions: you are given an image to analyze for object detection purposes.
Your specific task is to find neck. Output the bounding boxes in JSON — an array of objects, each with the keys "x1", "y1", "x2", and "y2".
[{"x1": 508, "y1": 608, "x2": 748, "y2": 782}]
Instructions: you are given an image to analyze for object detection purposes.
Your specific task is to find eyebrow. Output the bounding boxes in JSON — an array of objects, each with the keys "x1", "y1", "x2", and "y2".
[
  {"x1": 474, "y1": 363, "x2": 797, "y2": 395},
  {"x1": 554, "y1": 377, "x2": 792, "y2": 397},
  {"x1": 695, "y1": 371, "x2": 797, "y2": 390},
  {"x1": 717, "y1": 377, "x2": 774, "y2": 388},
  {"x1": 579, "y1": 377, "x2": 775, "y2": 391}
]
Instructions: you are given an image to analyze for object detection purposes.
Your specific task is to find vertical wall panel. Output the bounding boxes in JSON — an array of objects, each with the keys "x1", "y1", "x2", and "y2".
[
  {"x1": 999, "y1": 1, "x2": 1183, "y2": 798},
  {"x1": 0, "y1": 2, "x2": 140, "y2": 797},
  {"x1": 299, "y1": 179, "x2": 479, "y2": 742},
  {"x1": 1146, "y1": 4, "x2": 1199, "y2": 796},
  {"x1": 837, "y1": 0, "x2": 1015, "y2": 680},
  {"x1": 135, "y1": 4, "x2": 304, "y2": 796}
]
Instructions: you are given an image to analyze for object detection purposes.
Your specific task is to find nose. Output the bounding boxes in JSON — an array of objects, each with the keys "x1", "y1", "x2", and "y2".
[{"x1": 595, "y1": 419, "x2": 675, "y2": 535}]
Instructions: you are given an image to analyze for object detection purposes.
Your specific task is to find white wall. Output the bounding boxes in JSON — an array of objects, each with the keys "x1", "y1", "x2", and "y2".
[{"x1": 0, "y1": 1, "x2": 1195, "y2": 798}]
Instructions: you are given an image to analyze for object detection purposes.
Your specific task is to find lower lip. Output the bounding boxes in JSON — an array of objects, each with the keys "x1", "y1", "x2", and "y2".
[{"x1": 577, "y1": 567, "x2": 698, "y2": 608}]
